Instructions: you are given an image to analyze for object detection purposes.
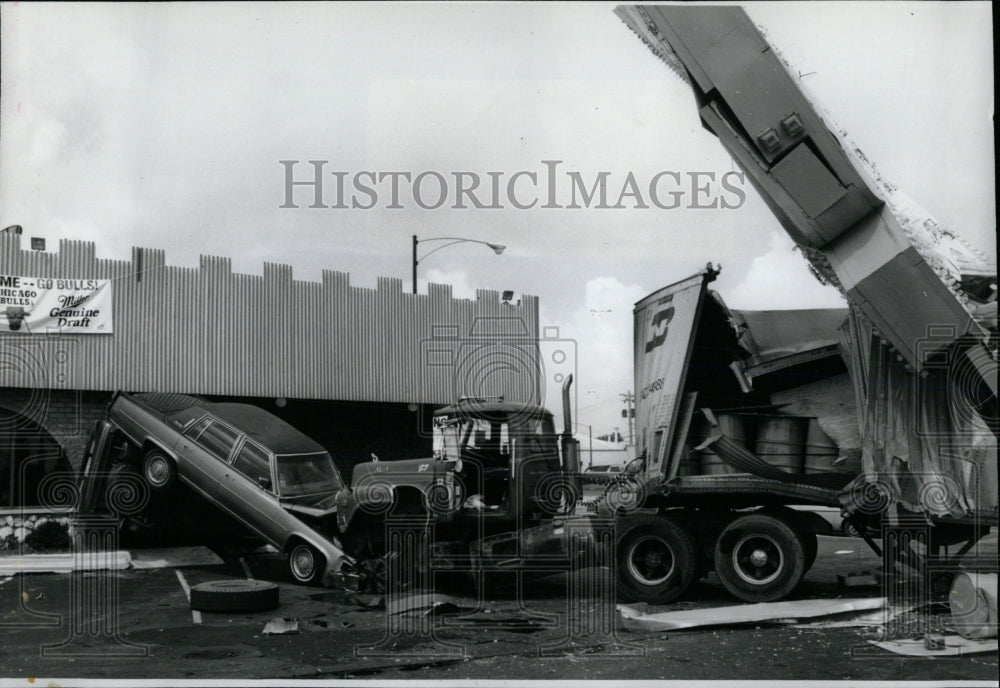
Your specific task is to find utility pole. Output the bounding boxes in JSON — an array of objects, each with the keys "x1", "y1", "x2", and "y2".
[{"x1": 619, "y1": 391, "x2": 635, "y2": 446}]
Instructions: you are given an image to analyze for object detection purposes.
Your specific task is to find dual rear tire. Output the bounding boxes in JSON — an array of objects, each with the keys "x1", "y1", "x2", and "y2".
[
  {"x1": 616, "y1": 515, "x2": 697, "y2": 604},
  {"x1": 713, "y1": 513, "x2": 809, "y2": 603},
  {"x1": 616, "y1": 512, "x2": 815, "y2": 604}
]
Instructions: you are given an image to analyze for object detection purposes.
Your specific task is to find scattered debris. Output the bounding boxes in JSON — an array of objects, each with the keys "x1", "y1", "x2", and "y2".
[
  {"x1": 450, "y1": 617, "x2": 548, "y2": 634},
  {"x1": 793, "y1": 607, "x2": 901, "y2": 629},
  {"x1": 618, "y1": 597, "x2": 886, "y2": 632},
  {"x1": 868, "y1": 636, "x2": 998, "y2": 657},
  {"x1": 129, "y1": 546, "x2": 224, "y2": 569},
  {"x1": 352, "y1": 594, "x2": 385, "y2": 609},
  {"x1": 424, "y1": 602, "x2": 471, "y2": 617},
  {"x1": 924, "y1": 633, "x2": 945, "y2": 650},
  {"x1": 837, "y1": 571, "x2": 879, "y2": 588},
  {"x1": 263, "y1": 617, "x2": 300, "y2": 635},
  {"x1": 387, "y1": 592, "x2": 464, "y2": 616}
]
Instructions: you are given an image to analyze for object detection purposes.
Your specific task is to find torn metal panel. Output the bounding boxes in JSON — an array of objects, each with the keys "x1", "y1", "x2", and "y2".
[
  {"x1": 698, "y1": 432, "x2": 855, "y2": 492},
  {"x1": 732, "y1": 309, "x2": 848, "y2": 368},
  {"x1": 839, "y1": 309, "x2": 998, "y2": 517},
  {"x1": 618, "y1": 596, "x2": 886, "y2": 632},
  {"x1": 868, "y1": 637, "x2": 998, "y2": 657}
]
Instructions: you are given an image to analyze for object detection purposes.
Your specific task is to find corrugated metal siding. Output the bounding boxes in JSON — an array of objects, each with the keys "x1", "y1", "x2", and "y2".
[{"x1": 0, "y1": 236, "x2": 540, "y2": 404}]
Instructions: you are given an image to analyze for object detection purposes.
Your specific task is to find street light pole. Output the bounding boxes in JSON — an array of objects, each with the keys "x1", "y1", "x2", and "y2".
[
  {"x1": 411, "y1": 235, "x2": 506, "y2": 294},
  {"x1": 589, "y1": 423, "x2": 593, "y2": 469},
  {"x1": 412, "y1": 234, "x2": 418, "y2": 295}
]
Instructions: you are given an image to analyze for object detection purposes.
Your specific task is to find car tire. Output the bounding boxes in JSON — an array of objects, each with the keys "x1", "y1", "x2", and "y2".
[
  {"x1": 142, "y1": 449, "x2": 177, "y2": 492},
  {"x1": 288, "y1": 541, "x2": 325, "y2": 586},
  {"x1": 616, "y1": 514, "x2": 697, "y2": 604},
  {"x1": 189, "y1": 579, "x2": 280, "y2": 613},
  {"x1": 713, "y1": 513, "x2": 806, "y2": 603}
]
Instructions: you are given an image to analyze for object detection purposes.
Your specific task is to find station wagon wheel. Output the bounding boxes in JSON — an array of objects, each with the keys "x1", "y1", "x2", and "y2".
[
  {"x1": 142, "y1": 449, "x2": 177, "y2": 492},
  {"x1": 288, "y1": 541, "x2": 325, "y2": 586}
]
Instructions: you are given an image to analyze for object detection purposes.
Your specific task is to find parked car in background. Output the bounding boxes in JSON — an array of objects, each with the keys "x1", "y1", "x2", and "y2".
[{"x1": 85, "y1": 392, "x2": 355, "y2": 587}]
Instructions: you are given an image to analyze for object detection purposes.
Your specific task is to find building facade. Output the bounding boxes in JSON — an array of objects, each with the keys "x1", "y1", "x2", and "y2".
[{"x1": 0, "y1": 235, "x2": 541, "y2": 509}]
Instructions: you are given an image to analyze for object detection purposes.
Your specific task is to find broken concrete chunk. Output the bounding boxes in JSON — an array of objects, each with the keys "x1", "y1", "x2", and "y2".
[{"x1": 262, "y1": 617, "x2": 299, "y2": 635}]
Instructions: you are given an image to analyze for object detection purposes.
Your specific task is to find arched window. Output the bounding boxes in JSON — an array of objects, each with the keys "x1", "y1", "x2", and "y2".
[{"x1": 0, "y1": 410, "x2": 70, "y2": 509}]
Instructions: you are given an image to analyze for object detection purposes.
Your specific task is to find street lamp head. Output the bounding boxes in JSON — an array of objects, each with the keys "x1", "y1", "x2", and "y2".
[{"x1": 412, "y1": 235, "x2": 507, "y2": 293}]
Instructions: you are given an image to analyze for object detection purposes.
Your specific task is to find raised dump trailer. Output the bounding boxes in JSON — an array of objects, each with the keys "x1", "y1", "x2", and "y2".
[{"x1": 604, "y1": 4, "x2": 997, "y2": 603}]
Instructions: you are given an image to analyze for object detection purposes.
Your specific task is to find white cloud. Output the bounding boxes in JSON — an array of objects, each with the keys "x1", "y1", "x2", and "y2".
[
  {"x1": 541, "y1": 275, "x2": 647, "y2": 433},
  {"x1": 420, "y1": 268, "x2": 476, "y2": 300},
  {"x1": 725, "y1": 230, "x2": 846, "y2": 311}
]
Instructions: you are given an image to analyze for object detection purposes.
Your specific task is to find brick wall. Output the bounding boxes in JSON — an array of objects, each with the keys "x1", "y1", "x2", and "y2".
[{"x1": 0, "y1": 388, "x2": 110, "y2": 471}]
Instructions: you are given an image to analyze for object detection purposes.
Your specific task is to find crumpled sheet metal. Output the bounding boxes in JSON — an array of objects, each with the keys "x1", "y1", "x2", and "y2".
[
  {"x1": 868, "y1": 637, "x2": 998, "y2": 657},
  {"x1": 618, "y1": 597, "x2": 886, "y2": 632}
]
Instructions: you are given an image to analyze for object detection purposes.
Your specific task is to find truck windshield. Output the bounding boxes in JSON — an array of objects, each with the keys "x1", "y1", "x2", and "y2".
[
  {"x1": 433, "y1": 414, "x2": 557, "y2": 461},
  {"x1": 274, "y1": 452, "x2": 345, "y2": 497}
]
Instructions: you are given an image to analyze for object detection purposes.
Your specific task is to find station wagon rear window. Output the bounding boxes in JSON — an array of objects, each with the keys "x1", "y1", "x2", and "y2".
[{"x1": 190, "y1": 419, "x2": 240, "y2": 460}]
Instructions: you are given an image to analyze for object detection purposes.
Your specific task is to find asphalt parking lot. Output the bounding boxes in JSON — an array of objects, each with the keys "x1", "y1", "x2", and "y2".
[{"x1": 1, "y1": 532, "x2": 996, "y2": 681}]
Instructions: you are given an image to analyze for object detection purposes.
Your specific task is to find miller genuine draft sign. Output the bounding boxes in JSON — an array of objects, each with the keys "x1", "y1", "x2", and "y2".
[{"x1": 0, "y1": 275, "x2": 113, "y2": 334}]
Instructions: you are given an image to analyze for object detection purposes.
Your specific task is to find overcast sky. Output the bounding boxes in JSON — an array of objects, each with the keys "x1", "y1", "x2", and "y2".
[{"x1": 1, "y1": 2, "x2": 994, "y2": 433}]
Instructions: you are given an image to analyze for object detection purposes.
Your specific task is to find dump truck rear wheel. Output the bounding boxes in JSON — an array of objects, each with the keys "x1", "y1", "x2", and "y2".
[
  {"x1": 616, "y1": 515, "x2": 697, "y2": 604},
  {"x1": 714, "y1": 513, "x2": 806, "y2": 603}
]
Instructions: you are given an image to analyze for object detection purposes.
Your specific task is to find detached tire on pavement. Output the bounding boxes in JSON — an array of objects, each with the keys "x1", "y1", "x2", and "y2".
[
  {"x1": 713, "y1": 513, "x2": 806, "y2": 603},
  {"x1": 189, "y1": 580, "x2": 280, "y2": 613},
  {"x1": 616, "y1": 514, "x2": 697, "y2": 604}
]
